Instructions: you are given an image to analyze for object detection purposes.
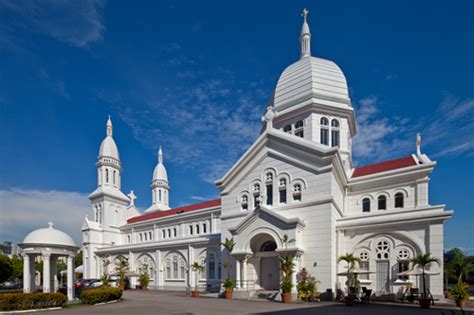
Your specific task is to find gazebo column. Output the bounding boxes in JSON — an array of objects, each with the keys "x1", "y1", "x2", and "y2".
[
  {"x1": 50, "y1": 256, "x2": 58, "y2": 292},
  {"x1": 67, "y1": 255, "x2": 75, "y2": 300},
  {"x1": 43, "y1": 253, "x2": 51, "y2": 293},
  {"x1": 23, "y1": 254, "x2": 31, "y2": 293},
  {"x1": 242, "y1": 256, "x2": 248, "y2": 290}
]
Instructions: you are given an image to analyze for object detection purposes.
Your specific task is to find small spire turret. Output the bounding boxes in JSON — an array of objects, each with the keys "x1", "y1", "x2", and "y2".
[{"x1": 300, "y1": 8, "x2": 311, "y2": 59}]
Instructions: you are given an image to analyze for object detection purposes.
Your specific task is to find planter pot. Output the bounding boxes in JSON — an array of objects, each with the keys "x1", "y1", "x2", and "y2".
[
  {"x1": 344, "y1": 296, "x2": 355, "y2": 306},
  {"x1": 225, "y1": 291, "x2": 233, "y2": 299},
  {"x1": 455, "y1": 299, "x2": 466, "y2": 309},
  {"x1": 191, "y1": 291, "x2": 200, "y2": 297},
  {"x1": 281, "y1": 292, "x2": 292, "y2": 303},
  {"x1": 419, "y1": 298, "x2": 431, "y2": 309},
  {"x1": 142, "y1": 285, "x2": 148, "y2": 290}
]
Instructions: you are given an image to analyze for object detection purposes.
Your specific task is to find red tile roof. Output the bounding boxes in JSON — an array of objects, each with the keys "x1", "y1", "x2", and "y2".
[
  {"x1": 352, "y1": 156, "x2": 417, "y2": 178},
  {"x1": 127, "y1": 198, "x2": 221, "y2": 224}
]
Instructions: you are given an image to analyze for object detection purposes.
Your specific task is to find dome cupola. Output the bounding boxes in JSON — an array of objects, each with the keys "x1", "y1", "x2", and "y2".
[{"x1": 146, "y1": 146, "x2": 170, "y2": 213}]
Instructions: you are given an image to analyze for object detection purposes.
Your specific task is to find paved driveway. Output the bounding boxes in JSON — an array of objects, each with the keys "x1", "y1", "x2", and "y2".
[{"x1": 24, "y1": 290, "x2": 473, "y2": 315}]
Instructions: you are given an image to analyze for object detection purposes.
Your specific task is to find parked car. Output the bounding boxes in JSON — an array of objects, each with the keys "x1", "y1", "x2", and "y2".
[
  {"x1": 74, "y1": 279, "x2": 100, "y2": 297},
  {"x1": 1, "y1": 280, "x2": 22, "y2": 289}
]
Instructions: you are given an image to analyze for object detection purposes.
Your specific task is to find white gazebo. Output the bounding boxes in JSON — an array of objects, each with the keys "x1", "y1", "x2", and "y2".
[{"x1": 19, "y1": 222, "x2": 79, "y2": 300}]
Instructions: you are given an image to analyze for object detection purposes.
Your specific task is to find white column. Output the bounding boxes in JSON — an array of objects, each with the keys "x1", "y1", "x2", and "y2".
[
  {"x1": 67, "y1": 255, "x2": 74, "y2": 300},
  {"x1": 187, "y1": 245, "x2": 193, "y2": 290},
  {"x1": 242, "y1": 257, "x2": 248, "y2": 290},
  {"x1": 23, "y1": 254, "x2": 31, "y2": 293},
  {"x1": 235, "y1": 259, "x2": 241, "y2": 289},
  {"x1": 291, "y1": 256, "x2": 299, "y2": 293},
  {"x1": 50, "y1": 256, "x2": 58, "y2": 292},
  {"x1": 43, "y1": 254, "x2": 51, "y2": 293}
]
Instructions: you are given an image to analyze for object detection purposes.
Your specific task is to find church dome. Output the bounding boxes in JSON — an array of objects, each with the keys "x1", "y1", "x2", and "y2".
[
  {"x1": 98, "y1": 116, "x2": 120, "y2": 160},
  {"x1": 99, "y1": 136, "x2": 120, "y2": 160},
  {"x1": 271, "y1": 56, "x2": 350, "y2": 110},
  {"x1": 153, "y1": 147, "x2": 168, "y2": 182},
  {"x1": 23, "y1": 222, "x2": 76, "y2": 248}
]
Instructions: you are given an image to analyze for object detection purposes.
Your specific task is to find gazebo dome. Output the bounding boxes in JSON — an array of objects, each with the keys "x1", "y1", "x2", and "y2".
[{"x1": 23, "y1": 222, "x2": 76, "y2": 248}]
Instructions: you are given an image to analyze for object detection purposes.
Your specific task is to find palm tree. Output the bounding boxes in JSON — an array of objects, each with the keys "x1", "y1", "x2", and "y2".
[
  {"x1": 221, "y1": 238, "x2": 235, "y2": 279},
  {"x1": 115, "y1": 256, "x2": 129, "y2": 289},
  {"x1": 410, "y1": 253, "x2": 440, "y2": 299},
  {"x1": 446, "y1": 248, "x2": 474, "y2": 284},
  {"x1": 191, "y1": 262, "x2": 205, "y2": 291},
  {"x1": 338, "y1": 253, "x2": 361, "y2": 293}
]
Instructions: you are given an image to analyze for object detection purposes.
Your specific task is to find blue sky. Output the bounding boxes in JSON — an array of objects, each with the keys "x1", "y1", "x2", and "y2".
[{"x1": 0, "y1": 1, "x2": 473, "y2": 253}]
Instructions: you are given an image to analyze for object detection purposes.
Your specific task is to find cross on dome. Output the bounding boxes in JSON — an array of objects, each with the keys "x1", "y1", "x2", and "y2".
[
  {"x1": 302, "y1": 8, "x2": 309, "y2": 22},
  {"x1": 48, "y1": 221, "x2": 54, "y2": 229}
]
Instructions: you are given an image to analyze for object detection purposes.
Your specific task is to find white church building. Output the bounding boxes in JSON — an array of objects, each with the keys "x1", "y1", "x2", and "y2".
[{"x1": 82, "y1": 10, "x2": 453, "y2": 299}]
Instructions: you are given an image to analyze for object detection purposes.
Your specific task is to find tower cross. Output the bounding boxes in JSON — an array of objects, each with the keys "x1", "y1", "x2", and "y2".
[{"x1": 302, "y1": 8, "x2": 309, "y2": 22}]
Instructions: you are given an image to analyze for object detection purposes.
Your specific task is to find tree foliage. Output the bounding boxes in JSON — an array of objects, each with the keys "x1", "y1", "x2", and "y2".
[{"x1": 0, "y1": 255, "x2": 13, "y2": 282}]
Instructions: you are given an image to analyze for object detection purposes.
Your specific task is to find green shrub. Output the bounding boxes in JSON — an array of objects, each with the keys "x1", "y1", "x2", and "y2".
[
  {"x1": 0, "y1": 292, "x2": 67, "y2": 311},
  {"x1": 79, "y1": 287, "x2": 123, "y2": 305}
]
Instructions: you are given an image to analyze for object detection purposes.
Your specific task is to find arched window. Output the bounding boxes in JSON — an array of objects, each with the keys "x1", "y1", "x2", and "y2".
[
  {"x1": 203, "y1": 223, "x2": 207, "y2": 234},
  {"x1": 359, "y1": 251, "x2": 370, "y2": 280},
  {"x1": 362, "y1": 198, "x2": 371, "y2": 212},
  {"x1": 331, "y1": 119, "x2": 340, "y2": 147},
  {"x1": 189, "y1": 225, "x2": 193, "y2": 235},
  {"x1": 179, "y1": 259, "x2": 185, "y2": 279},
  {"x1": 105, "y1": 169, "x2": 109, "y2": 183},
  {"x1": 173, "y1": 255, "x2": 178, "y2": 278},
  {"x1": 378, "y1": 195, "x2": 387, "y2": 210},
  {"x1": 196, "y1": 224, "x2": 200, "y2": 235},
  {"x1": 139, "y1": 233, "x2": 143, "y2": 242},
  {"x1": 279, "y1": 178, "x2": 287, "y2": 204},
  {"x1": 144, "y1": 233, "x2": 147, "y2": 241},
  {"x1": 283, "y1": 124, "x2": 292, "y2": 133},
  {"x1": 253, "y1": 184, "x2": 261, "y2": 209},
  {"x1": 395, "y1": 193, "x2": 404, "y2": 208},
  {"x1": 376, "y1": 240, "x2": 390, "y2": 259},
  {"x1": 173, "y1": 228, "x2": 177, "y2": 237},
  {"x1": 320, "y1": 117, "x2": 329, "y2": 145},
  {"x1": 241, "y1": 195, "x2": 248, "y2": 211},
  {"x1": 293, "y1": 184, "x2": 302, "y2": 202},
  {"x1": 266, "y1": 183, "x2": 273, "y2": 206},
  {"x1": 149, "y1": 232, "x2": 153, "y2": 240},
  {"x1": 166, "y1": 259, "x2": 171, "y2": 279},
  {"x1": 208, "y1": 253, "x2": 216, "y2": 279},
  {"x1": 162, "y1": 230, "x2": 166, "y2": 239},
  {"x1": 167, "y1": 229, "x2": 171, "y2": 238},
  {"x1": 397, "y1": 249, "x2": 410, "y2": 280},
  {"x1": 295, "y1": 120, "x2": 304, "y2": 137},
  {"x1": 265, "y1": 173, "x2": 273, "y2": 182},
  {"x1": 260, "y1": 241, "x2": 277, "y2": 252},
  {"x1": 159, "y1": 190, "x2": 162, "y2": 202},
  {"x1": 113, "y1": 170, "x2": 116, "y2": 185},
  {"x1": 127, "y1": 235, "x2": 131, "y2": 243}
]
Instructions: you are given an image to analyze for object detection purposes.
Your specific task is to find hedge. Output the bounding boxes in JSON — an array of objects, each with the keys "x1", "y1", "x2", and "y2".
[
  {"x1": 80, "y1": 287, "x2": 123, "y2": 305},
  {"x1": 0, "y1": 292, "x2": 67, "y2": 311}
]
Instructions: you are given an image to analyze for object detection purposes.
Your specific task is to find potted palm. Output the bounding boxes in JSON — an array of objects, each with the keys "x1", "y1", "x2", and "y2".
[
  {"x1": 101, "y1": 255, "x2": 110, "y2": 286},
  {"x1": 410, "y1": 253, "x2": 439, "y2": 309},
  {"x1": 191, "y1": 262, "x2": 204, "y2": 297},
  {"x1": 221, "y1": 238, "x2": 236, "y2": 299},
  {"x1": 138, "y1": 263, "x2": 150, "y2": 290},
  {"x1": 115, "y1": 256, "x2": 129, "y2": 290},
  {"x1": 338, "y1": 253, "x2": 361, "y2": 306},
  {"x1": 450, "y1": 281, "x2": 469, "y2": 309},
  {"x1": 279, "y1": 256, "x2": 294, "y2": 303}
]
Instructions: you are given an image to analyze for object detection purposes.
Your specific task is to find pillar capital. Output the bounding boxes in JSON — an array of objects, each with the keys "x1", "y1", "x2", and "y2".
[{"x1": 42, "y1": 253, "x2": 51, "y2": 260}]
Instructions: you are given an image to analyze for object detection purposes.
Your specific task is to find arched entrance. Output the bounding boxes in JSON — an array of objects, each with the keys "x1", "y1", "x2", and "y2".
[{"x1": 250, "y1": 234, "x2": 279, "y2": 290}]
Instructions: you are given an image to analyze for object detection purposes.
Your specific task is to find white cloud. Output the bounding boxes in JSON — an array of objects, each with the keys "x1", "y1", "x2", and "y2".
[
  {"x1": 0, "y1": 0, "x2": 106, "y2": 48},
  {"x1": 353, "y1": 95, "x2": 474, "y2": 165},
  {"x1": 0, "y1": 188, "x2": 90, "y2": 245}
]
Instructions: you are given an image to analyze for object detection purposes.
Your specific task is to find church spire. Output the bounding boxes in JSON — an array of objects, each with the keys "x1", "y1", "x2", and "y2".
[
  {"x1": 300, "y1": 8, "x2": 311, "y2": 59},
  {"x1": 106, "y1": 115, "x2": 113, "y2": 137}
]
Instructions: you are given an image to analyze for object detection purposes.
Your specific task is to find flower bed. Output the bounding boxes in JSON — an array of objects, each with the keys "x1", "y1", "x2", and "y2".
[
  {"x1": 80, "y1": 287, "x2": 123, "y2": 305},
  {"x1": 0, "y1": 292, "x2": 67, "y2": 311}
]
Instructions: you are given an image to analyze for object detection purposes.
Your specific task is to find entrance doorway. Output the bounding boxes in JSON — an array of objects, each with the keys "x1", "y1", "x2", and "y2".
[
  {"x1": 260, "y1": 256, "x2": 279, "y2": 290},
  {"x1": 376, "y1": 261, "x2": 389, "y2": 293}
]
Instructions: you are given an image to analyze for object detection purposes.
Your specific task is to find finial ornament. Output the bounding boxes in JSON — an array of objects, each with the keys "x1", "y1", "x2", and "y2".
[
  {"x1": 262, "y1": 106, "x2": 278, "y2": 130},
  {"x1": 128, "y1": 190, "x2": 137, "y2": 206},
  {"x1": 48, "y1": 221, "x2": 53, "y2": 229},
  {"x1": 158, "y1": 146, "x2": 163, "y2": 164},
  {"x1": 416, "y1": 133, "x2": 422, "y2": 156},
  {"x1": 106, "y1": 115, "x2": 113, "y2": 137},
  {"x1": 300, "y1": 8, "x2": 311, "y2": 59}
]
